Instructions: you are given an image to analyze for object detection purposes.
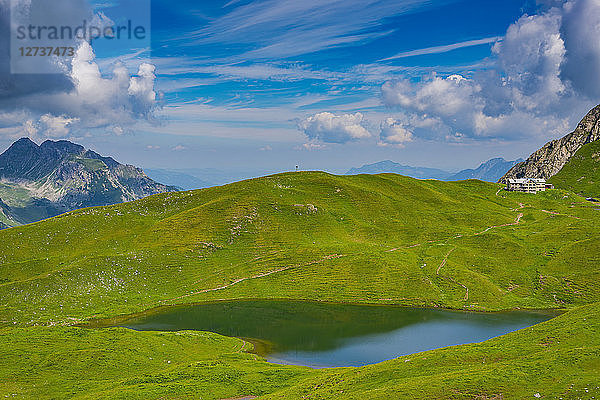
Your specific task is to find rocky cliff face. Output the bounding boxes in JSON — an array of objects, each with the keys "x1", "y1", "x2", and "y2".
[
  {"x1": 0, "y1": 138, "x2": 178, "y2": 226},
  {"x1": 500, "y1": 104, "x2": 600, "y2": 183}
]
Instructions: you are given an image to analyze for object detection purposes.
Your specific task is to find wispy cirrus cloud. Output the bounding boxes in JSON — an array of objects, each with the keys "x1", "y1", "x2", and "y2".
[
  {"x1": 184, "y1": 0, "x2": 457, "y2": 61},
  {"x1": 381, "y1": 36, "x2": 502, "y2": 61}
]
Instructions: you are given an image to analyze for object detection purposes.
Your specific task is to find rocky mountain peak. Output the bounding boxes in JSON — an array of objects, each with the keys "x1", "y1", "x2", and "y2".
[
  {"x1": 500, "y1": 104, "x2": 600, "y2": 183},
  {"x1": 2, "y1": 138, "x2": 40, "y2": 160},
  {"x1": 0, "y1": 138, "x2": 178, "y2": 227},
  {"x1": 40, "y1": 139, "x2": 85, "y2": 158},
  {"x1": 11, "y1": 137, "x2": 38, "y2": 148},
  {"x1": 575, "y1": 104, "x2": 600, "y2": 135}
]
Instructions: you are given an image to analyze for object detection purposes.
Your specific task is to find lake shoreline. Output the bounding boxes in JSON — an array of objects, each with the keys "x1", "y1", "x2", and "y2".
[
  {"x1": 80, "y1": 299, "x2": 562, "y2": 368},
  {"x1": 77, "y1": 297, "x2": 568, "y2": 329}
]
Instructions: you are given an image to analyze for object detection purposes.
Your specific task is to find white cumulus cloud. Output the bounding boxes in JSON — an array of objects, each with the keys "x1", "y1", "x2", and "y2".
[
  {"x1": 39, "y1": 115, "x2": 80, "y2": 138},
  {"x1": 380, "y1": 0, "x2": 599, "y2": 143},
  {"x1": 379, "y1": 118, "x2": 413, "y2": 147},
  {"x1": 298, "y1": 112, "x2": 371, "y2": 144},
  {"x1": 6, "y1": 41, "x2": 160, "y2": 139}
]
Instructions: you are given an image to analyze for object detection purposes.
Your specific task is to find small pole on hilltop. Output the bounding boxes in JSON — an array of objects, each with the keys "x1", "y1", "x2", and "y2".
[{"x1": 296, "y1": 165, "x2": 299, "y2": 172}]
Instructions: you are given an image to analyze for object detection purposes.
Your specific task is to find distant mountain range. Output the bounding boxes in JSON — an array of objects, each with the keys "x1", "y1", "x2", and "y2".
[
  {"x1": 5, "y1": 106, "x2": 598, "y2": 231},
  {"x1": 144, "y1": 169, "x2": 213, "y2": 191},
  {"x1": 150, "y1": 159, "x2": 523, "y2": 190},
  {"x1": 0, "y1": 138, "x2": 177, "y2": 228},
  {"x1": 145, "y1": 168, "x2": 284, "y2": 190},
  {"x1": 448, "y1": 158, "x2": 524, "y2": 182},
  {"x1": 347, "y1": 158, "x2": 523, "y2": 182},
  {"x1": 346, "y1": 160, "x2": 452, "y2": 180}
]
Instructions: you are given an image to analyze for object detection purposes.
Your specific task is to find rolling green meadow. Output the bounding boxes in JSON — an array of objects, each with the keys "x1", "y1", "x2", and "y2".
[{"x1": 1, "y1": 172, "x2": 600, "y2": 399}]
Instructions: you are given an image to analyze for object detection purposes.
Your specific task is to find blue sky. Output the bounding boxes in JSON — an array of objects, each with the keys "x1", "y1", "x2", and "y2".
[{"x1": 2, "y1": 0, "x2": 599, "y2": 175}]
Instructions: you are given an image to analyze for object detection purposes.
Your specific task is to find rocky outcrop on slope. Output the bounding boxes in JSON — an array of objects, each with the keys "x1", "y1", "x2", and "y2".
[{"x1": 500, "y1": 104, "x2": 600, "y2": 183}]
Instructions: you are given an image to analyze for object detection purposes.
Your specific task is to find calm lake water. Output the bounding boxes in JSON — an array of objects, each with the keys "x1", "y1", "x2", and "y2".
[{"x1": 107, "y1": 300, "x2": 557, "y2": 368}]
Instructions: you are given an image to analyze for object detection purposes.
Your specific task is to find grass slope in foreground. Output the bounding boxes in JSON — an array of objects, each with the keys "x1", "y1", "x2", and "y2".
[
  {"x1": 1, "y1": 172, "x2": 600, "y2": 399},
  {"x1": 549, "y1": 140, "x2": 600, "y2": 197},
  {"x1": 0, "y1": 326, "x2": 314, "y2": 399},
  {"x1": 0, "y1": 302, "x2": 598, "y2": 399},
  {"x1": 0, "y1": 172, "x2": 599, "y2": 326}
]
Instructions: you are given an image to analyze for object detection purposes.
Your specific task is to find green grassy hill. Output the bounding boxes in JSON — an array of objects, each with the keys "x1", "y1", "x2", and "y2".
[
  {"x1": 1, "y1": 172, "x2": 599, "y2": 326},
  {"x1": 0, "y1": 171, "x2": 599, "y2": 399},
  {"x1": 549, "y1": 140, "x2": 600, "y2": 197}
]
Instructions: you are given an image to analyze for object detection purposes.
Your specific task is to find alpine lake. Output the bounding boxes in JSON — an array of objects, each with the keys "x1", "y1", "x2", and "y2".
[{"x1": 86, "y1": 300, "x2": 559, "y2": 368}]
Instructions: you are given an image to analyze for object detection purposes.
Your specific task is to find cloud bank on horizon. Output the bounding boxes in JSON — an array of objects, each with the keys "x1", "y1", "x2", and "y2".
[
  {"x1": 374, "y1": 0, "x2": 600, "y2": 145},
  {"x1": 0, "y1": 0, "x2": 599, "y2": 168},
  {"x1": 297, "y1": 0, "x2": 600, "y2": 147}
]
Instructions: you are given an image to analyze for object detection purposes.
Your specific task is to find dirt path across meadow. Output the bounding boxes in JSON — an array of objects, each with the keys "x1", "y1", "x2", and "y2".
[
  {"x1": 436, "y1": 247, "x2": 456, "y2": 275},
  {"x1": 157, "y1": 254, "x2": 345, "y2": 304}
]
